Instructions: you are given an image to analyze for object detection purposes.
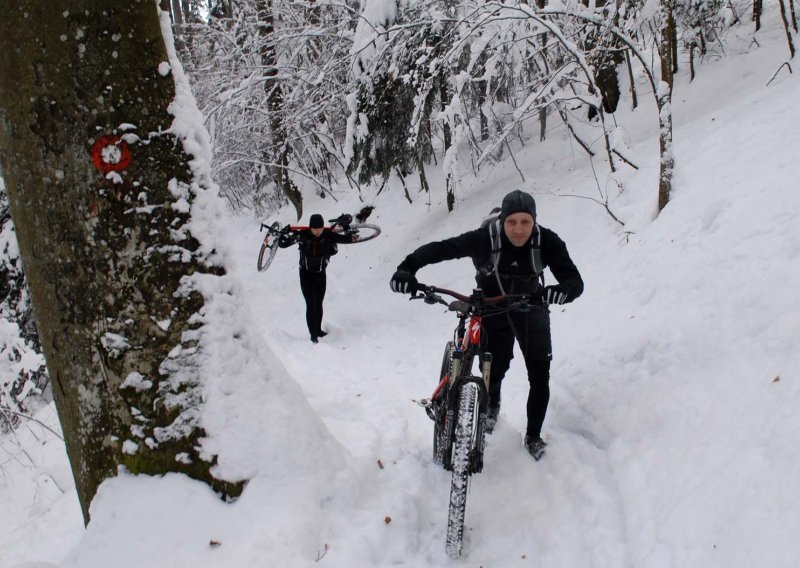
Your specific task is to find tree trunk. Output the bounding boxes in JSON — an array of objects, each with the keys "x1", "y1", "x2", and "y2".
[
  {"x1": 778, "y1": 0, "x2": 797, "y2": 58},
  {"x1": 753, "y1": 0, "x2": 763, "y2": 32},
  {"x1": 625, "y1": 50, "x2": 639, "y2": 110},
  {"x1": 0, "y1": 0, "x2": 244, "y2": 524},
  {"x1": 657, "y1": 0, "x2": 676, "y2": 211},
  {"x1": 257, "y1": 0, "x2": 303, "y2": 220},
  {"x1": 439, "y1": 74, "x2": 452, "y2": 152}
]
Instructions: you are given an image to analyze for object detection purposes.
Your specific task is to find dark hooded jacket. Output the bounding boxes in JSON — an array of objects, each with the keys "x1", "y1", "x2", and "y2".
[
  {"x1": 279, "y1": 229, "x2": 354, "y2": 273},
  {"x1": 396, "y1": 224, "x2": 583, "y2": 301}
]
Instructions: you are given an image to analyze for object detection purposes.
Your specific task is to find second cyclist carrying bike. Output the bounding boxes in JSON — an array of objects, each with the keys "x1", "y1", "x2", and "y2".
[
  {"x1": 390, "y1": 190, "x2": 584, "y2": 460},
  {"x1": 280, "y1": 213, "x2": 357, "y2": 343}
]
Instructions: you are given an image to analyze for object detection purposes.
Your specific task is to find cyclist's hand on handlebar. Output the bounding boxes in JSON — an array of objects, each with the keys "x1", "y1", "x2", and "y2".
[
  {"x1": 544, "y1": 284, "x2": 569, "y2": 305},
  {"x1": 390, "y1": 270, "x2": 418, "y2": 294}
]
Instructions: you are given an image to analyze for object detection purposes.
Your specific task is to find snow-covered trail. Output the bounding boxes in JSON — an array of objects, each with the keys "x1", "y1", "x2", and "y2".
[
  {"x1": 224, "y1": 136, "x2": 640, "y2": 566},
  {"x1": 227, "y1": 216, "x2": 633, "y2": 566}
]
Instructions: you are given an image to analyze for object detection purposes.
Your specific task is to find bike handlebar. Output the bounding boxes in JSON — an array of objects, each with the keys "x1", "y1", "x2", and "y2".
[{"x1": 412, "y1": 283, "x2": 535, "y2": 313}]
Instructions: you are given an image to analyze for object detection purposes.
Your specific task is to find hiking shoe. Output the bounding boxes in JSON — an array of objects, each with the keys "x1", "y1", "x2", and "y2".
[
  {"x1": 524, "y1": 435, "x2": 547, "y2": 461},
  {"x1": 317, "y1": 331, "x2": 328, "y2": 338},
  {"x1": 310, "y1": 336, "x2": 319, "y2": 344},
  {"x1": 485, "y1": 404, "x2": 500, "y2": 434}
]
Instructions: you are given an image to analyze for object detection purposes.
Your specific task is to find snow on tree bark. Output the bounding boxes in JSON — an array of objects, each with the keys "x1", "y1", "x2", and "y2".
[{"x1": 0, "y1": 1, "x2": 244, "y2": 523}]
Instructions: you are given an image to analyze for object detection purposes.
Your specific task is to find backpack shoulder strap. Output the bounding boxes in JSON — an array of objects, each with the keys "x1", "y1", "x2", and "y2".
[
  {"x1": 531, "y1": 225, "x2": 544, "y2": 286},
  {"x1": 488, "y1": 218, "x2": 502, "y2": 266}
]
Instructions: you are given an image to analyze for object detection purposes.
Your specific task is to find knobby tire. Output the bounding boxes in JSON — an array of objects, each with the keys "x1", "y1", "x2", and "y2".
[
  {"x1": 445, "y1": 381, "x2": 479, "y2": 559},
  {"x1": 257, "y1": 222, "x2": 281, "y2": 272},
  {"x1": 341, "y1": 223, "x2": 381, "y2": 244}
]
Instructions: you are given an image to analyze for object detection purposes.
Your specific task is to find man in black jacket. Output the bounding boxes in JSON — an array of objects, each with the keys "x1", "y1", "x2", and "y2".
[
  {"x1": 390, "y1": 190, "x2": 583, "y2": 460},
  {"x1": 280, "y1": 214, "x2": 354, "y2": 343}
]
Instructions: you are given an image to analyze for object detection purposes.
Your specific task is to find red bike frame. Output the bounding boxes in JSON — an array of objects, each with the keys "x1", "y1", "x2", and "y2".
[{"x1": 430, "y1": 312, "x2": 483, "y2": 402}]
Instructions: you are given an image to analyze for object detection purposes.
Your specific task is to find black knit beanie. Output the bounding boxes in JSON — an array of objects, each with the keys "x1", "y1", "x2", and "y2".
[
  {"x1": 309, "y1": 214, "x2": 324, "y2": 228},
  {"x1": 499, "y1": 190, "x2": 536, "y2": 222}
]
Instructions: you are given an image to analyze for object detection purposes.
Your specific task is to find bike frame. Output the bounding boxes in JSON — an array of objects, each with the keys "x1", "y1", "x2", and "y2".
[
  {"x1": 420, "y1": 286, "x2": 529, "y2": 474},
  {"x1": 285, "y1": 225, "x2": 340, "y2": 231},
  {"x1": 430, "y1": 311, "x2": 489, "y2": 405}
]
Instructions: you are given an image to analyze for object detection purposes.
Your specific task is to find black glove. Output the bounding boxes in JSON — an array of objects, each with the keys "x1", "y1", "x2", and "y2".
[
  {"x1": 390, "y1": 270, "x2": 418, "y2": 294},
  {"x1": 281, "y1": 224, "x2": 292, "y2": 234},
  {"x1": 544, "y1": 284, "x2": 569, "y2": 306}
]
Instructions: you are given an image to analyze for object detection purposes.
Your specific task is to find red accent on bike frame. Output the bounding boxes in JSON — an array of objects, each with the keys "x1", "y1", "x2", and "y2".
[
  {"x1": 289, "y1": 225, "x2": 335, "y2": 231},
  {"x1": 463, "y1": 315, "x2": 482, "y2": 349},
  {"x1": 431, "y1": 374, "x2": 449, "y2": 400}
]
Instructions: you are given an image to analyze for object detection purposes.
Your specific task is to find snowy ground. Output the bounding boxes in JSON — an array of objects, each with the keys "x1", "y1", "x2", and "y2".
[{"x1": 2, "y1": 15, "x2": 799, "y2": 568}]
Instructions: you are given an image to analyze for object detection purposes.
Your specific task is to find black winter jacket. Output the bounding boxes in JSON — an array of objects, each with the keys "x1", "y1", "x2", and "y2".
[
  {"x1": 279, "y1": 229, "x2": 354, "y2": 272},
  {"x1": 397, "y1": 225, "x2": 584, "y2": 301}
]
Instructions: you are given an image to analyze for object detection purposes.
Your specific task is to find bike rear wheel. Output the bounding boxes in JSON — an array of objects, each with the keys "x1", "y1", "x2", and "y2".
[
  {"x1": 342, "y1": 223, "x2": 381, "y2": 243},
  {"x1": 445, "y1": 380, "x2": 479, "y2": 559},
  {"x1": 257, "y1": 222, "x2": 281, "y2": 272}
]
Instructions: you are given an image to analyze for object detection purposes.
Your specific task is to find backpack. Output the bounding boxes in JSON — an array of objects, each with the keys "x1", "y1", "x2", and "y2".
[{"x1": 473, "y1": 207, "x2": 544, "y2": 294}]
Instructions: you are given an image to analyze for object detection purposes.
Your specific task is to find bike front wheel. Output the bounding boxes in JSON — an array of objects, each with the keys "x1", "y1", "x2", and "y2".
[
  {"x1": 445, "y1": 380, "x2": 480, "y2": 559},
  {"x1": 257, "y1": 222, "x2": 281, "y2": 272}
]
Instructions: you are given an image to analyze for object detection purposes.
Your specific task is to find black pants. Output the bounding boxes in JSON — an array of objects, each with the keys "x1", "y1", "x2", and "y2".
[
  {"x1": 484, "y1": 308, "x2": 552, "y2": 438},
  {"x1": 299, "y1": 268, "x2": 326, "y2": 337}
]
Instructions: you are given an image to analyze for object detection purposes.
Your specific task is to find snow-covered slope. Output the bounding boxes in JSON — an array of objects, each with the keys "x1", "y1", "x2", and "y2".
[{"x1": 2, "y1": 15, "x2": 799, "y2": 568}]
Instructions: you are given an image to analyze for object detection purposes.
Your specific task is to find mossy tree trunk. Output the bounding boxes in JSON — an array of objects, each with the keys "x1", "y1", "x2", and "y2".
[{"x1": 0, "y1": 0, "x2": 243, "y2": 524}]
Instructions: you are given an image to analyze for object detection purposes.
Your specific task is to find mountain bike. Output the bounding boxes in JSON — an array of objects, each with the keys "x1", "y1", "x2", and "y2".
[
  {"x1": 257, "y1": 213, "x2": 380, "y2": 272},
  {"x1": 413, "y1": 284, "x2": 532, "y2": 558}
]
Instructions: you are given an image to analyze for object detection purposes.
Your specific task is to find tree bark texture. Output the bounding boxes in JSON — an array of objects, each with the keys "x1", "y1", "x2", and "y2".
[
  {"x1": 778, "y1": 0, "x2": 797, "y2": 58},
  {"x1": 0, "y1": 0, "x2": 243, "y2": 524},
  {"x1": 657, "y1": 0, "x2": 676, "y2": 211},
  {"x1": 753, "y1": 0, "x2": 763, "y2": 32}
]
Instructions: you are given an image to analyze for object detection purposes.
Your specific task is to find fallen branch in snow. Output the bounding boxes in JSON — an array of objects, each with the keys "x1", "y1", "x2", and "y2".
[
  {"x1": 766, "y1": 62, "x2": 793, "y2": 86},
  {"x1": 612, "y1": 149, "x2": 639, "y2": 170},
  {"x1": 0, "y1": 408, "x2": 63, "y2": 440},
  {"x1": 316, "y1": 543, "x2": 329, "y2": 561}
]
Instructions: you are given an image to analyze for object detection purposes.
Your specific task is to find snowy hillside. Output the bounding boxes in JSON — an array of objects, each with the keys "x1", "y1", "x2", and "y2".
[{"x1": 2, "y1": 14, "x2": 799, "y2": 568}]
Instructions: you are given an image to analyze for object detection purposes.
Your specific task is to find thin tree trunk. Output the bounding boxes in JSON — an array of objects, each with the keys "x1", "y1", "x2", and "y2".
[
  {"x1": 753, "y1": 0, "x2": 763, "y2": 31},
  {"x1": 257, "y1": 0, "x2": 303, "y2": 219},
  {"x1": 778, "y1": 0, "x2": 797, "y2": 58},
  {"x1": 669, "y1": 7, "x2": 679, "y2": 72},
  {"x1": 625, "y1": 50, "x2": 638, "y2": 110},
  {"x1": 658, "y1": 0, "x2": 676, "y2": 211},
  {"x1": 439, "y1": 74, "x2": 452, "y2": 151}
]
